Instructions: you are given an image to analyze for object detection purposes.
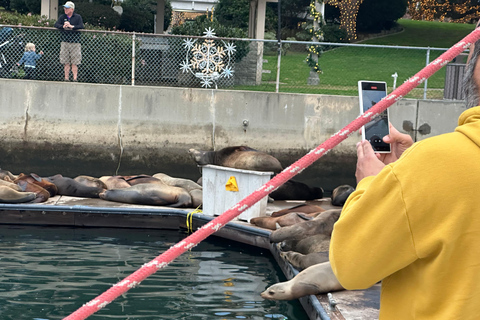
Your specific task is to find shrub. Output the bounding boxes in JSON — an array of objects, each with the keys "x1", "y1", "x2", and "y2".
[
  {"x1": 0, "y1": 10, "x2": 55, "y2": 26},
  {"x1": 322, "y1": 25, "x2": 348, "y2": 43}
]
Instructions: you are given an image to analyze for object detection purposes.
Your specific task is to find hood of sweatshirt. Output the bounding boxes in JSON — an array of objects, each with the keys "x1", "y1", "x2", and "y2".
[{"x1": 456, "y1": 106, "x2": 480, "y2": 148}]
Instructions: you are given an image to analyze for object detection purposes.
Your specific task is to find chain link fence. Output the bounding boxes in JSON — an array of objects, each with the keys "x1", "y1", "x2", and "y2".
[{"x1": 0, "y1": 25, "x2": 467, "y2": 100}]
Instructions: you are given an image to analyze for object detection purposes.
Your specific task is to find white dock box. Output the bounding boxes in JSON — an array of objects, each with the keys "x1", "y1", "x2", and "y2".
[{"x1": 201, "y1": 165, "x2": 273, "y2": 222}]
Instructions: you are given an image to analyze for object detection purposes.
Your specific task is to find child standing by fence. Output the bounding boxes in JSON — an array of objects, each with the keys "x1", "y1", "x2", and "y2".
[{"x1": 17, "y1": 43, "x2": 43, "y2": 79}]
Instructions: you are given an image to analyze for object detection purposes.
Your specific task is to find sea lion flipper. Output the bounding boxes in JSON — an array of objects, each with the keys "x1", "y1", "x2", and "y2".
[
  {"x1": 17, "y1": 180, "x2": 27, "y2": 191},
  {"x1": 31, "y1": 173, "x2": 42, "y2": 182},
  {"x1": 296, "y1": 213, "x2": 313, "y2": 221}
]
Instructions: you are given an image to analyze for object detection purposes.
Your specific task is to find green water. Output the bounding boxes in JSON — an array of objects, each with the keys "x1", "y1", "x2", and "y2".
[{"x1": 0, "y1": 225, "x2": 307, "y2": 320}]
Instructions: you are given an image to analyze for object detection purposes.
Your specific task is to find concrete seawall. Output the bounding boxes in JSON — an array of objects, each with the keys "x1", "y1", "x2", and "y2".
[{"x1": 0, "y1": 79, "x2": 466, "y2": 193}]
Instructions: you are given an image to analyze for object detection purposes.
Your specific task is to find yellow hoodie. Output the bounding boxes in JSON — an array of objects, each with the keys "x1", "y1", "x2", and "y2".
[{"x1": 330, "y1": 106, "x2": 480, "y2": 320}]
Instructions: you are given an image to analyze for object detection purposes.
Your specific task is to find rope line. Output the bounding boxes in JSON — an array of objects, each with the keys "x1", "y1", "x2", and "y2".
[{"x1": 63, "y1": 28, "x2": 480, "y2": 320}]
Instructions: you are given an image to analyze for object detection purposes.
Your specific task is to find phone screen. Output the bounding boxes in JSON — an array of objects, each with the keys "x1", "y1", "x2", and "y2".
[{"x1": 359, "y1": 81, "x2": 390, "y2": 153}]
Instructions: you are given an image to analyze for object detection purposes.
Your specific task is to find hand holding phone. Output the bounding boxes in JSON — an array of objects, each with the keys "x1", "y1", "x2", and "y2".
[{"x1": 358, "y1": 81, "x2": 391, "y2": 153}]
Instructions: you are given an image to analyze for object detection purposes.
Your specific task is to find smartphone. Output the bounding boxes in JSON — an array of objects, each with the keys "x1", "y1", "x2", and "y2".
[{"x1": 358, "y1": 80, "x2": 391, "y2": 153}]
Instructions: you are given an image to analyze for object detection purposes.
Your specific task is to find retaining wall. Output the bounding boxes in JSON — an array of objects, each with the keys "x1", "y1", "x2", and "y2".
[{"x1": 0, "y1": 79, "x2": 466, "y2": 193}]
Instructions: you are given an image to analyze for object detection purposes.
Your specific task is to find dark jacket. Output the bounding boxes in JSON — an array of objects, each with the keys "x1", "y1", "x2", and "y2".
[{"x1": 54, "y1": 12, "x2": 84, "y2": 43}]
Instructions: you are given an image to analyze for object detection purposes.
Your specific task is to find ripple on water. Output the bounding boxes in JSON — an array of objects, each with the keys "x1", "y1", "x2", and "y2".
[{"x1": 0, "y1": 226, "x2": 306, "y2": 320}]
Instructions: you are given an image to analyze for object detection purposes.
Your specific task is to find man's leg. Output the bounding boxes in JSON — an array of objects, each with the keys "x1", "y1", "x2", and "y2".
[
  {"x1": 71, "y1": 64, "x2": 78, "y2": 81},
  {"x1": 64, "y1": 64, "x2": 71, "y2": 81}
]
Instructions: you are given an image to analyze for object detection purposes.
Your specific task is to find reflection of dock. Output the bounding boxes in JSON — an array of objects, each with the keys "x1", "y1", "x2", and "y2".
[{"x1": 0, "y1": 197, "x2": 380, "y2": 320}]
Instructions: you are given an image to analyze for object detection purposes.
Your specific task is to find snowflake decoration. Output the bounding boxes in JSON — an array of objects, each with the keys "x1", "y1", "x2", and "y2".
[{"x1": 180, "y1": 28, "x2": 236, "y2": 88}]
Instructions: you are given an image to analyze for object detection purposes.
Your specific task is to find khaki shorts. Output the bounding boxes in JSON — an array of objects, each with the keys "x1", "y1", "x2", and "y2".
[{"x1": 60, "y1": 42, "x2": 82, "y2": 65}]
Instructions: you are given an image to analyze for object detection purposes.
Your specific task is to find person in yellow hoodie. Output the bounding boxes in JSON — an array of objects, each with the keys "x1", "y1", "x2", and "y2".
[{"x1": 330, "y1": 39, "x2": 480, "y2": 320}]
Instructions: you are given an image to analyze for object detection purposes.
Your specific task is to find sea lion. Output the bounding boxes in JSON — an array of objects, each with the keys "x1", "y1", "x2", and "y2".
[
  {"x1": 0, "y1": 179, "x2": 23, "y2": 191},
  {"x1": 260, "y1": 262, "x2": 344, "y2": 300},
  {"x1": 270, "y1": 180, "x2": 324, "y2": 201},
  {"x1": 280, "y1": 251, "x2": 329, "y2": 270},
  {"x1": 153, "y1": 173, "x2": 203, "y2": 208},
  {"x1": 124, "y1": 175, "x2": 164, "y2": 186},
  {"x1": 0, "y1": 186, "x2": 36, "y2": 203},
  {"x1": 279, "y1": 233, "x2": 331, "y2": 255},
  {"x1": 99, "y1": 176, "x2": 131, "y2": 189},
  {"x1": 14, "y1": 173, "x2": 58, "y2": 197},
  {"x1": 250, "y1": 211, "x2": 323, "y2": 230},
  {"x1": 46, "y1": 174, "x2": 105, "y2": 198},
  {"x1": 188, "y1": 188, "x2": 203, "y2": 208},
  {"x1": 331, "y1": 185, "x2": 355, "y2": 206},
  {"x1": 74, "y1": 175, "x2": 108, "y2": 190},
  {"x1": 152, "y1": 173, "x2": 202, "y2": 192},
  {"x1": 0, "y1": 169, "x2": 16, "y2": 181},
  {"x1": 269, "y1": 209, "x2": 341, "y2": 243},
  {"x1": 270, "y1": 203, "x2": 325, "y2": 218},
  {"x1": 189, "y1": 146, "x2": 283, "y2": 173},
  {"x1": 16, "y1": 180, "x2": 49, "y2": 203},
  {"x1": 99, "y1": 183, "x2": 192, "y2": 207}
]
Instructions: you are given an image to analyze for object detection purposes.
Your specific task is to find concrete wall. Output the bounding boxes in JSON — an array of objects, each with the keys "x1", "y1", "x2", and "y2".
[{"x1": 0, "y1": 79, "x2": 467, "y2": 193}]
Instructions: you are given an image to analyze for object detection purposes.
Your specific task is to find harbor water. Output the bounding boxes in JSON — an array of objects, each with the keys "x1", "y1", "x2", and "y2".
[{"x1": 0, "y1": 225, "x2": 307, "y2": 319}]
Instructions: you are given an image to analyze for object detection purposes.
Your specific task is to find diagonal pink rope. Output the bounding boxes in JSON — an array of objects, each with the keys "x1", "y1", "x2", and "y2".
[{"x1": 63, "y1": 28, "x2": 480, "y2": 320}]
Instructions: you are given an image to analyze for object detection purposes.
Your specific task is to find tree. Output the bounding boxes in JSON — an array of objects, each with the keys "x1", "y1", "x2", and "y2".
[
  {"x1": 120, "y1": 0, "x2": 172, "y2": 32},
  {"x1": 407, "y1": 0, "x2": 480, "y2": 23},
  {"x1": 214, "y1": 0, "x2": 311, "y2": 36},
  {"x1": 325, "y1": 0, "x2": 364, "y2": 40},
  {"x1": 357, "y1": 0, "x2": 407, "y2": 32}
]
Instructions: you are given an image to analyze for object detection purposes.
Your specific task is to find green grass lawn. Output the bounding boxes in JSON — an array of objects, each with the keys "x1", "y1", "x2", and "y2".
[
  {"x1": 360, "y1": 19, "x2": 476, "y2": 48},
  {"x1": 234, "y1": 19, "x2": 476, "y2": 98}
]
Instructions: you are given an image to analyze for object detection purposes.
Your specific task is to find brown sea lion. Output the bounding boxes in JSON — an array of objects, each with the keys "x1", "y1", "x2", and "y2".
[
  {"x1": 14, "y1": 173, "x2": 58, "y2": 197},
  {"x1": 189, "y1": 146, "x2": 283, "y2": 173},
  {"x1": 188, "y1": 188, "x2": 203, "y2": 208},
  {"x1": 279, "y1": 233, "x2": 331, "y2": 255},
  {"x1": 0, "y1": 186, "x2": 36, "y2": 203},
  {"x1": 124, "y1": 175, "x2": 163, "y2": 186},
  {"x1": 331, "y1": 185, "x2": 355, "y2": 207},
  {"x1": 153, "y1": 173, "x2": 203, "y2": 208},
  {"x1": 280, "y1": 251, "x2": 329, "y2": 271},
  {"x1": 74, "y1": 175, "x2": 108, "y2": 190},
  {"x1": 270, "y1": 203, "x2": 325, "y2": 218},
  {"x1": 269, "y1": 209, "x2": 341, "y2": 243},
  {"x1": 152, "y1": 173, "x2": 202, "y2": 192},
  {"x1": 270, "y1": 180, "x2": 324, "y2": 201},
  {"x1": 0, "y1": 179, "x2": 23, "y2": 191},
  {"x1": 46, "y1": 174, "x2": 105, "y2": 198},
  {"x1": 16, "y1": 180, "x2": 49, "y2": 203},
  {"x1": 99, "y1": 183, "x2": 192, "y2": 207},
  {"x1": 250, "y1": 211, "x2": 323, "y2": 230},
  {"x1": 0, "y1": 169, "x2": 16, "y2": 181},
  {"x1": 99, "y1": 176, "x2": 131, "y2": 189},
  {"x1": 261, "y1": 262, "x2": 344, "y2": 300}
]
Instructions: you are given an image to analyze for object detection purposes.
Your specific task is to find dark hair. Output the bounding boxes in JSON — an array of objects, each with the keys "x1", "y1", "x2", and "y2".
[{"x1": 463, "y1": 39, "x2": 480, "y2": 109}]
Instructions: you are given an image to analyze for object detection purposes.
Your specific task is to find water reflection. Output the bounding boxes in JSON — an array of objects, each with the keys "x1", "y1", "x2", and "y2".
[{"x1": 0, "y1": 226, "x2": 306, "y2": 319}]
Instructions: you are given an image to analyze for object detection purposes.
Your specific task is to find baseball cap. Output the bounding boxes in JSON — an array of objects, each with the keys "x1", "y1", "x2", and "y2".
[{"x1": 63, "y1": 1, "x2": 75, "y2": 9}]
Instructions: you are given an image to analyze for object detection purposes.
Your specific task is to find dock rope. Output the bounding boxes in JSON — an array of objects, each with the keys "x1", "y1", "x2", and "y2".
[{"x1": 63, "y1": 28, "x2": 480, "y2": 320}]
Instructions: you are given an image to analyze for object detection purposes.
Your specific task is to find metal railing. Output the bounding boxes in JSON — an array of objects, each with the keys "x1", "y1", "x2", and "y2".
[{"x1": 0, "y1": 25, "x2": 467, "y2": 99}]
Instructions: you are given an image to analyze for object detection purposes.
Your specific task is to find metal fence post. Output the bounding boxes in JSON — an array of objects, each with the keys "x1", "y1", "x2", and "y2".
[
  {"x1": 423, "y1": 47, "x2": 430, "y2": 99},
  {"x1": 276, "y1": 41, "x2": 282, "y2": 93},
  {"x1": 131, "y1": 32, "x2": 136, "y2": 86}
]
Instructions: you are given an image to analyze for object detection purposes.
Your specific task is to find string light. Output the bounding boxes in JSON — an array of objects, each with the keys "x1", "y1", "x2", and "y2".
[
  {"x1": 326, "y1": 0, "x2": 364, "y2": 40},
  {"x1": 306, "y1": 0, "x2": 324, "y2": 73},
  {"x1": 407, "y1": 0, "x2": 480, "y2": 23}
]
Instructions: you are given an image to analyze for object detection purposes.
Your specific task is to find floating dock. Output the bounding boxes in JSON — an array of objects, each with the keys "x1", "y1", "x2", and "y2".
[{"x1": 0, "y1": 197, "x2": 380, "y2": 320}]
